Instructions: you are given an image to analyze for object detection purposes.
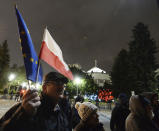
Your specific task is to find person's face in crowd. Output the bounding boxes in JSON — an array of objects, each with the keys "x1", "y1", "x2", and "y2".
[
  {"x1": 87, "y1": 111, "x2": 99, "y2": 126},
  {"x1": 43, "y1": 81, "x2": 64, "y2": 103},
  {"x1": 152, "y1": 96, "x2": 158, "y2": 106},
  {"x1": 119, "y1": 98, "x2": 124, "y2": 105}
]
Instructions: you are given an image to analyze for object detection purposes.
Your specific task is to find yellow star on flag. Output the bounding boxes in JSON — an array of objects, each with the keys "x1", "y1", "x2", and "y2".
[
  {"x1": 30, "y1": 58, "x2": 34, "y2": 62},
  {"x1": 19, "y1": 38, "x2": 22, "y2": 43}
]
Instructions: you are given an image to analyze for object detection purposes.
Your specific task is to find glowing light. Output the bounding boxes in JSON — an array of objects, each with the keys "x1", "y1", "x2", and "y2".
[
  {"x1": 36, "y1": 83, "x2": 40, "y2": 88},
  {"x1": 74, "y1": 77, "x2": 81, "y2": 85},
  {"x1": 98, "y1": 89, "x2": 114, "y2": 102},
  {"x1": 21, "y1": 82, "x2": 27, "y2": 87},
  {"x1": 8, "y1": 74, "x2": 16, "y2": 81},
  {"x1": 74, "y1": 77, "x2": 82, "y2": 96},
  {"x1": 35, "y1": 83, "x2": 41, "y2": 90}
]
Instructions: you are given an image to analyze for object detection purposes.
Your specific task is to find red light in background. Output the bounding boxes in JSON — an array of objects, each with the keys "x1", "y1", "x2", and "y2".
[{"x1": 98, "y1": 89, "x2": 114, "y2": 102}]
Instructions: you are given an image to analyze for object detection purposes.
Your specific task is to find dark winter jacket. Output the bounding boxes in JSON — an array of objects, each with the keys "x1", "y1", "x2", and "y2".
[
  {"x1": 153, "y1": 104, "x2": 159, "y2": 128},
  {"x1": 142, "y1": 92, "x2": 159, "y2": 128},
  {"x1": 58, "y1": 97, "x2": 72, "y2": 129},
  {"x1": 74, "y1": 120, "x2": 105, "y2": 131},
  {"x1": 126, "y1": 95, "x2": 159, "y2": 131},
  {"x1": 0, "y1": 94, "x2": 71, "y2": 131},
  {"x1": 72, "y1": 106, "x2": 81, "y2": 129},
  {"x1": 110, "y1": 102, "x2": 130, "y2": 131}
]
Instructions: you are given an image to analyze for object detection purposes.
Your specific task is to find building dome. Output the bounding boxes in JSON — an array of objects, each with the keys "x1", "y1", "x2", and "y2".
[
  {"x1": 87, "y1": 67, "x2": 106, "y2": 73},
  {"x1": 87, "y1": 60, "x2": 111, "y2": 87}
]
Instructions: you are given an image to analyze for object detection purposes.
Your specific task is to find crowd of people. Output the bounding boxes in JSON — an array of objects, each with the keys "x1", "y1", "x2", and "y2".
[
  {"x1": 0, "y1": 71, "x2": 159, "y2": 131},
  {"x1": 8, "y1": 87, "x2": 26, "y2": 102},
  {"x1": 110, "y1": 92, "x2": 159, "y2": 131},
  {"x1": 0, "y1": 72, "x2": 104, "y2": 131}
]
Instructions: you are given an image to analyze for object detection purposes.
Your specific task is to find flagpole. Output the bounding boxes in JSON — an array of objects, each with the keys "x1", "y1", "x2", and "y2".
[
  {"x1": 35, "y1": 41, "x2": 43, "y2": 88},
  {"x1": 35, "y1": 27, "x2": 47, "y2": 87},
  {"x1": 14, "y1": 4, "x2": 17, "y2": 9},
  {"x1": 35, "y1": 60, "x2": 40, "y2": 88},
  {"x1": 28, "y1": 80, "x2": 31, "y2": 89}
]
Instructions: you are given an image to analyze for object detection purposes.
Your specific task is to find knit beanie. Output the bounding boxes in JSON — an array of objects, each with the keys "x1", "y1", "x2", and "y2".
[{"x1": 75, "y1": 102, "x2": 98, "y2": 121}]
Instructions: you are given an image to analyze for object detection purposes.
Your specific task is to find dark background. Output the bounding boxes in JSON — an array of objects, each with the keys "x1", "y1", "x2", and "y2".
[{"x1": 0, "y1": 0, "x2": 159, "y2": 75}]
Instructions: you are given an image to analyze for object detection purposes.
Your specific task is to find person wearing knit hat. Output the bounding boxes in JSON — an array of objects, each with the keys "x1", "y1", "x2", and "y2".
[{"x1": 74, "y1": 102, "x2": 105, "y2": 131}]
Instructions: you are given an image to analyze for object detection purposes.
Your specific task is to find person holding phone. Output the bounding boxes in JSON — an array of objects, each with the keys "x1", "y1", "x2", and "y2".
[{"x1": 0, "y1": 72, "x2": 71, "y2": 131}]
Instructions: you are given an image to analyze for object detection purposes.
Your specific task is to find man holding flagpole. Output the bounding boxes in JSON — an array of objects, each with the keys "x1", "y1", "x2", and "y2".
[
  {"x1": 0, "y1": 6, "x2": 73, "y2": 131},
  {"x1": 0, "y1": 72, "x2": 72, "y2": 131}
]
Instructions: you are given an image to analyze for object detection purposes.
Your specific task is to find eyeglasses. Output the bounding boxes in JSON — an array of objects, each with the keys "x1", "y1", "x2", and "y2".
[
  {"x1": 45, "y1": 81, "x2": 64, "y2": 94},
  {"x1": 44, "y1": 81, "x2": 64, "y2": 87}
]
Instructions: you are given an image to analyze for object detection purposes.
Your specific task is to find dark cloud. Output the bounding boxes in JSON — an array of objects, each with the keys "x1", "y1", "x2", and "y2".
[{"x1": 0, "y1": 0, "x2": 159, "y2": 75}]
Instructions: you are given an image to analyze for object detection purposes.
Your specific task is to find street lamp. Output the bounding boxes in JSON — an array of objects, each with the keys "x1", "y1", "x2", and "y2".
[
  {"x1": 74, "y1": 77, "x2": 82, "y2": 96},
  {"x1": 8, "y1": 74, "x2": 16, "y2": 82},
  {"x1": 8, "y1": 73, "x2": 16, "y2": 93}
]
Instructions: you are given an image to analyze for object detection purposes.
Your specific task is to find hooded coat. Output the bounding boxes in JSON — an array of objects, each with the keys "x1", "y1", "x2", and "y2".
[{"x1": 125, "y1": 95, "x2": 159, "y2": 131}]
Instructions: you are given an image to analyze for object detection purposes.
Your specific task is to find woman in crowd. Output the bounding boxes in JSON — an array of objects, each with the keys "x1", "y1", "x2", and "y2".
[{"x1": 74, "y1": 102, "x2": 105, "y2": 131}]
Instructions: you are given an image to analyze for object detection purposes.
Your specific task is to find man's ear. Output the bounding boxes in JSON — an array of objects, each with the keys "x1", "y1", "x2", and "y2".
[{"x1": 42, "y1": 85, "x2": 47, "y2": 93}]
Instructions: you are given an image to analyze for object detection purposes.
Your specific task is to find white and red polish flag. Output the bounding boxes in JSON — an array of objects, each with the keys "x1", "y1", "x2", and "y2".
[{"x1": 39, "y1": 28, "x2": 74, "y2": 80}]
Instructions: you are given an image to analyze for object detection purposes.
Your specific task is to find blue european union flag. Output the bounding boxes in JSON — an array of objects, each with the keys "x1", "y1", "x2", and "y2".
[{"x1": 15, "y1": 7, "x2": 43, "y2": 84}]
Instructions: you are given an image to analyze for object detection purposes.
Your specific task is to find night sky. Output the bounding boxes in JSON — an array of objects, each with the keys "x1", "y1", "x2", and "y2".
[{"x1": 0, "y1": 0, "x2": 159, "y2": 75}]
